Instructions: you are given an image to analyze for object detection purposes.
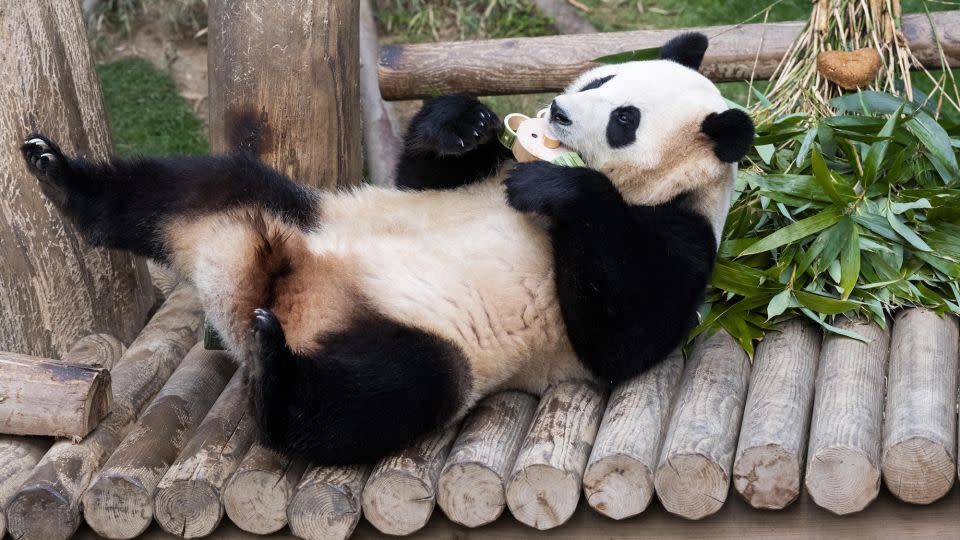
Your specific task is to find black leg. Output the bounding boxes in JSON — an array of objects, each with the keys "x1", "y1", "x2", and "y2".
[
  {"x1": 505, "y1": 161, "x2": 717, "y2": 385},
  {"x1": 250, "y1": 308, "x2": 472, "y2": 465},
  {"x1": 395, "y1": 95, "x2": 513, "y2": 190},
  {"x1": 20, "y1": 134, "x2": 317, "y2": 262}
]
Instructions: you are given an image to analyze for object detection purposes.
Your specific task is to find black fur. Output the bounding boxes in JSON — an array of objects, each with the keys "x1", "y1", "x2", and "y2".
[
  {"x1": 578, "y1": 74, "x2": 614, "y2": 93},
  {"x1": 606, "y1": 106, "x2": 641, "y2": 149},
  {"x1": 659, "y1": 32, "x2": 708, "y2": 71},
  {"x1": 505, "y1": 162, "x2": 716, "y2": 384},
  {"x1": 250, "y1": 307, "x2": 471, "y2": 465},
  {"x1": 20, "y1": 134, "x2": 317, "y2": 262},
  {"x1": 701, "y1": 109, "x2": 755, "y2": 163},
  {"x1": 395, "y1": 95, "x2": 513, "y2": 190}
]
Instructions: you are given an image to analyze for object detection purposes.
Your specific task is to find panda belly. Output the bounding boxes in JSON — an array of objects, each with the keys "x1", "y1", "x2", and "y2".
[{"x1": 306, "y1": 182, "x2": 590, "y2": 397}]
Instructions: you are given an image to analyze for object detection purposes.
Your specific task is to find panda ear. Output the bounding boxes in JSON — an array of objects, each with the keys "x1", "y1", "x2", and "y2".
[
  {"x1": 659, "y1": 32, "x2": 708, "y2": 71},
  {"x1": 701, "y1": 109, "x2": 755, "y2": 163}
]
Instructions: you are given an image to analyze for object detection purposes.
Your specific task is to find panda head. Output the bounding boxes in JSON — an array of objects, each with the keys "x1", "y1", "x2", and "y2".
[{"x1": 547, "y1": 33, "x2": 754, "y2": 240}]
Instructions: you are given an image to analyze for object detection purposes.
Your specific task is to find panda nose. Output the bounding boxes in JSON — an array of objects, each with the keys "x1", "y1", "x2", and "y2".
[{"x1": 550, "y1": 101, "x2": 572, "y2": 126}]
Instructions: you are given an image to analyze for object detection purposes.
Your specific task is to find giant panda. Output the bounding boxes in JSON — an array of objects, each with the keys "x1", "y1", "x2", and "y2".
[{"x1": 20, "y1": 33, "x2": 753, "y2": 465}]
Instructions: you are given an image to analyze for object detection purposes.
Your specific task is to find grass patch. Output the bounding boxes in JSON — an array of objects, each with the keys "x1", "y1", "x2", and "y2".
[
  {"x1": 375, "y1": 0, "x2": 557, "y2": 43},
  {"x1": 98, "y1": 57, "x2": 208, "y2": 157}
]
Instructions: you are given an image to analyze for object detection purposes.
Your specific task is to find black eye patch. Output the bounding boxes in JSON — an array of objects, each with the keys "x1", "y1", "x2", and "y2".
[
  {"x1": 578, "y1": 75, "x2": 614, "y2": 93},
  {"x1": 606, "y1": 106, "x2": 641, "y2": 148}
]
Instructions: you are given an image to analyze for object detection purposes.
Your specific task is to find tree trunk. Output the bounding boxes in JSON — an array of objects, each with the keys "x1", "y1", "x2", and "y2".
[{"x1": 0, "y1": 1, "x2": 154, "y2": 358}]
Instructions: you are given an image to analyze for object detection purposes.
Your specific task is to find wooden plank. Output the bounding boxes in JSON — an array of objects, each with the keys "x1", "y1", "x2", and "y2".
[
  {"x1": 0, "y1": 1, "x2": 154, "y2": 358},
  {"x1": 881, "y1": 309, "x2": 958, "y2": 504},
  {"x1": 654, "y1": 330, "x2": 751, "y2": 520},
  {"x1": 288, "y1": 464, "x2": 371, "y2": 540},
  {"x1": 0, "y1": 333, "x2": 125, "y2": 538},
  {"x1": 733, "y1": 320, "x2": 821, "y2": 510},
  {"x1": 0, "y1": 353, "x2": 111, "y2": 438},
  {"x1": 361, "y1": 425, "x2": 459, "y2": 536},
  {"x1": 208, "y1": 0, "x2": 361, "y2": 189},
  {"x1": 81, "y1": 345, "x2": 237, "y2": 538},
  {"x1": 223, "y1": 443, "x2": 307, "y2": 535},
  {"x1": 3, "y1": 286, "x2": 203, "y2": 540},
  {"x1": 154, "y1": 368, "x2": 257, "y2": 538},
  {"x1": 505, "y1": 381, "x2": 605, "y2": 530},
  {"x1": 805, "y1": 318, "x2": 890, "y2": 515},
  {"x1": 358, "y1": 0, "x2": 401, "y2": 187},
  {"x1": 377, "y1": 11, "x2": 960, "y2": 100},
  {"x1": 583, "y1": 350, "x2": 683, "y2": 520},
  {"x1": 437, "y1": 391, "x2": 538, "y2": 527}
]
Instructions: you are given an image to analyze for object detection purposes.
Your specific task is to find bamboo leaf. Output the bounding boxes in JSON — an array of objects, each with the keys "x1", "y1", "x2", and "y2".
[
  {"x1": 592, "y1": 47, "x2": 660, "y2": 64},
  {"x1": 767, "y1": 289, "x2": 792, "y2": 319},
  {"x1": 840, "y1": 224, "x2": 861, "y2": 300},
  {"x1": 739, "y1": 206, "x2": 844, "y2": 256},
  {"x1": 885, "y1": 209, "x2": 932, "y2": 252},
  {"x1": 810, "y1": 146, "x2": 854, "y2": 203},
  {"x1": 861, "y1": 104, "x2": 903, "y2": 187},
  {"x1": 795, "y1": 291, "x2": 859, "y2": 315}
]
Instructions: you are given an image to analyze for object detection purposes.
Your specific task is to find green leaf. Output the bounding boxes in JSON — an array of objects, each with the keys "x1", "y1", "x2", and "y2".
[
  {"x1": 756, "y1": 144, "x2": 775, "y2": 165},
  {"x1": 745, "y1": 173, "x2": 835, "y2": 205},
  {"x1": 592, "y1": 47, "x2": 660, "y2": 64},
  {"x1": 766, "y1": 289, "x2": 792, "y2": 319},
  {"x1": 800, "y1": 309, "x2": 869, "y2": 341},
  {"x1": 889, "y1": 198, "x2": 932, "y2": 214},
  {"x1": 810, "y1": 146, "x2": 854, "y2": 203},
  {"x1": 795, "y1": 291, "x2": 859, "y2": 315},
  {"x1": 739, "y1": 206, "x2": 844, "y2": 256},
  {"x1": 861, "y1": 104, "x2": 903, "y2": 187},
  {"x1": 885, "y1": 209, "x2": 932, "y2": 251},
  {"x1": 839, "y1": 224, "x2": 861, "y2": 300}
]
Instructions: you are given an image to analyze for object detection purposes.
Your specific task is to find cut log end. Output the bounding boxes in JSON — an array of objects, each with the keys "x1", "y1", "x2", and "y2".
[
  {"x1": 82, "y1": 476, "x2": 152, "y2": 539},
  {"x1": 732, "y1": 444, "x2": 800, "y2": 510},
  {"x1": 223, "y1": 469, "x2": 293, "y2": 535},
  {"x1": 437, "y1": 462, "x2": 505, "y2": 527},
  {"x1": 154, "y1": 480, "x2": 222, "y2": 538},
  {"x1": 654, "y1": 454, "x2": 728, "y2": 520},
  {"x1": 882, "y1": 437, "x2": 955, "y2": 504},
  {"x1": 362, "y1": 472, "x2": 435, "y2": 535},
  {"x1": 6, "y1": 484, "x2": 79, "y2": 540},
  {"x1": 288, "y1": 482, "x2": 363, "y2": 540},
  {"x1": 583, "y1": 453, "x2": 654, "y2": 520},
  {"x1": 505, "y1": 464, "x2": 580, "y2": 530},
  {"x1": 806, "y1": 446, "x2": 881, "y2": 515}
]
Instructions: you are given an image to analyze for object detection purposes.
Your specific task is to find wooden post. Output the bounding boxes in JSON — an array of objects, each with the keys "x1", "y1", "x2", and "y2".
[
  {"x1": 654, "y1": 331, "x2": 751, "y2": 520},
  {"x1": 154, "y1": 368, "x2": 257, "y2": 538},
  {"x1": 376, "y1": 11, "x2": 960, "y2": 100},
  {"x1": 4, "y1": 287, "x2": 203, "y2": 540},
  {"x1": 361, "y1": 425, "x2": 459, "y2": 536},
  {"x1": 0, "y1": 2, "x2": 154, "y2": 358},
  {"x1": 437, "y1": 391, "x2": 538, "y2": 527},
  {"x1": 81, "y1": 345, "x2": 237, "y2": 539},
  {"x1": 223, "y1": 443, "x2": 307, "y2": 535},
  {"x1": 881, "y1": 309, "x2": 958, "y2": 504},
  {"x1": 288, "y1": 464, "x2": 371, "y2": 540},
  {"x1": 358, "y1": 0, "x2": 402, "y2": 187},
  {"x1": 733, "y1": 320, "x2": 821, "y2": 510},
  {"x1": 208, "y1": 0, "x2": 361, "y2": 189},
  {"x1": 0, "y1": 334, "x2": 124, "y2": 538},
  {"x1": 505, "y1": 381, "x2": 605, "y2": 530},
  {"x1": 805, "y1": 318, "x2": 890, "y2": 515},
  {"x1": 583, "y1": 350, "x2": 684, "y2": 520},
  {"x1": 0, "y1": 353, "x2": 111, "y2": 438}
]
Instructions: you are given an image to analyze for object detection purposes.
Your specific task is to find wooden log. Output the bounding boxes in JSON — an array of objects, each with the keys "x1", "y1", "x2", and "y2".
[
  {"x1": 0, "y1": 353, "x2": 111, "y2": 438},
  {"x1": 805, "y1": 318, "x2": 890, "y2": 515},
  {"x1": 0, "y1": 333, "x2": 125, "y2": 538},
  {"x1": 361, "y1": 425, "x2": 459, "y2": 535},
  {"x1": 881, "y1": 309, "x2": 958, "y2": 504},
  {"x1": 377, "y1": 11, "x2": 960, "y2": 100},
  {"x1": 154, "y1": 368, "x2": 257, "y2": 538},
  {"x1": 147, "y1": 261, "x2": 184, "y2": 302},
  {"x1": 208, "y1": 0, "x2": 361, "y2": 189},
  {"x1": 437, "y1": 391, "x2": 538, "y2": 527},
  {"x1": 0, "y1": 1, "x2": 154, "y2": 358},
  {"x1": 583, "y1": 350, "x2": 684, "y2": 520},
  {"x1": 505, "y1": 381, "x2": 605, "y2": 530},
  {"x1": 81, "y1": 344, "x2": 237, "y2": 538},
  {"x1": 288, "y1": 464, "x2": 371, "y2": 540},
  {"x1": 358, "y1": 0, "x2": 402, "y2": 187},
  {"x1": 654, "y1": 330, "x2": 751, "y2": 520},
  {"x1": 733, "y1": 320, "x2": 821, "y2": 510},
  {"x1": 223, "y1": 443, "x2": 307, "y2": 535},
  {"x1": 4, "y1": 286, "x2": 203, "y2": 540}
]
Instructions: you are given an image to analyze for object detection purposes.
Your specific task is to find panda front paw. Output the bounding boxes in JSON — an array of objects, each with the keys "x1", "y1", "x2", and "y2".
[
  {"x1": 405, "y1": 95, "x2": 500, "y2": 156},
  {"x1": 21, "y1": 134, "x2": 67, "y2": 179},
  {"x1": 505, "y1": 161, "x2": 583, "y2": 216}
]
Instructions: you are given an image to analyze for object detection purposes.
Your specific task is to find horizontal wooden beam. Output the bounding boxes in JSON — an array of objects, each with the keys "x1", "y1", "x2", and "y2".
[
  {"x1": 0, "y1": 352, "x2": 111, "y2": 438},
  {"x1": 378, "y1": 11, "x2": 960, "y2": 100}
]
